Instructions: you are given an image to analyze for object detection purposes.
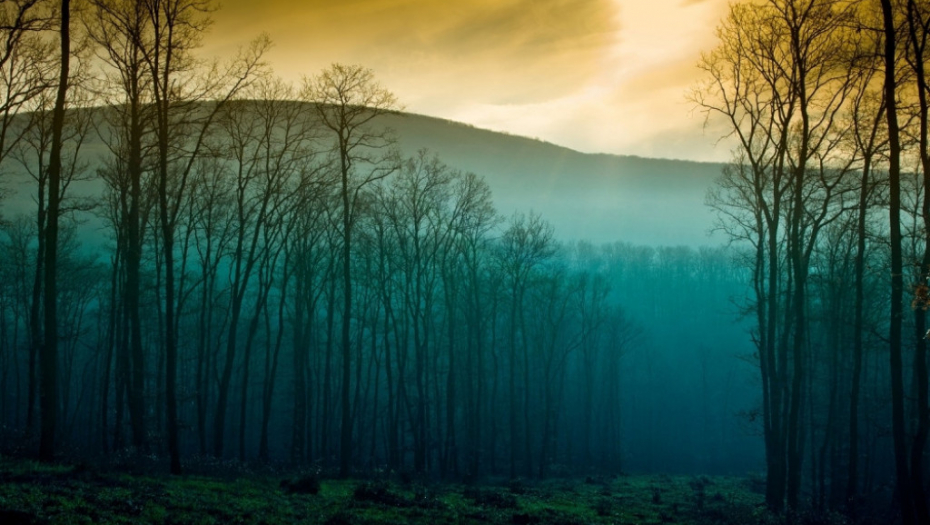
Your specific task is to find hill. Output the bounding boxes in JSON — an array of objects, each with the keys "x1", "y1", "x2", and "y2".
[
  {"x1": 383, "y1": 112, "x2": 725, "y2": 246},
  {"x1": 0, "y1": 106, "x2": 727, "y2": 248}
]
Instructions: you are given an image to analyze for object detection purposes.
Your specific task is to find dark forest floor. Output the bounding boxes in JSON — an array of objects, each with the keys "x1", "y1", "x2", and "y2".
[{"x1": 0, "y1": 455, "x2": 860, "y2": 525}]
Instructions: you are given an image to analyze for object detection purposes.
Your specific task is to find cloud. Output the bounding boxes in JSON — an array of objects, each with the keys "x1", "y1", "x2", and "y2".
[
  {"x1": 202, "y1": 0, "x2": 736, "y2": 161},
  {"x1": 210, "y1": 0, "x2": 618, "y2": 105}
]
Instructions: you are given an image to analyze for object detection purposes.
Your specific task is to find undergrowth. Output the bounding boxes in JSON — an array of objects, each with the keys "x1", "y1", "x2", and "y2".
[{"x1": 0, "y1": 455, "x2": 886, "y2": 525}]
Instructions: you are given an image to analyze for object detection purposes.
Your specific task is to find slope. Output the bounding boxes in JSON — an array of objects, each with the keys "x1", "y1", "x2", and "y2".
[{"x1": 0, "y1": 106, "x2": 727, "y2": 248}]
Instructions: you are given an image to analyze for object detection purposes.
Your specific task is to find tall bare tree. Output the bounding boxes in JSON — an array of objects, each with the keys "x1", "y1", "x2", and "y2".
[
  {"x1": 496, "y1": 212, "x2": 554, "y2": 479},
  {"x1": 696, "y1": 0, "x2": 860, "y2": 511},
  {"x1": 0, "y1": 0, "x2": 57, "y2": 440},
  {"x1": 877, "y1": 0, "x2": 915, "y2": 522},
  {"x1": 141, "y1": 0, "x2": 267, "y2": 472},
  {"x1": 301, "y1": 63, "x2": 400, "y2": 477},
  {"x1": 86, "y1": 0, "x2": 153, "y2": 452},
  {"x1": 40, "y1": 0, "x2": 71, "y2": 462}
]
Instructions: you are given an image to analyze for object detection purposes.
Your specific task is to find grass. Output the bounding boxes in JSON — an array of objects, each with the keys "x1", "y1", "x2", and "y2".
[{"x1": 0, "y1": 455, "x2": 780, "y2": 524}]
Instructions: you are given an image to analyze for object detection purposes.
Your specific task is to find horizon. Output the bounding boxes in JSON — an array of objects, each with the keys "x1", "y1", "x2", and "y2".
[{"x1": 54, "y1": 100, "x2": 728, "y2": 166}]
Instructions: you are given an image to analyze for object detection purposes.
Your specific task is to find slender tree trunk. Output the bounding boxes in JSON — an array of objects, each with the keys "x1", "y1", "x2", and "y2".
[
  {"x1": 39, "y1": 0, "x2": 71, "y2": 462},
  {"x1": 154, "y1": 49, "x2": 182, "y2": 477},
  {"x1": 215, "y1": 261, "x2": 244, "y2": 456},
  {"x1": 101, "y1": 255, "x2": 120, "y2": 452},
  {"x1": 847, "y1": 158, "x2": 870, "y2": 508},
  {"x1": 521, "y1": 297, "x2": 533, "y2": 478},
  {"x1": 339, "y1": 147, "x2": 353, "y2": 478},
  {"x1": 291, "y1": 283, "x2": 307, "y2": 462},
  {"x1": 323, "y1": 273, "x2": 335, "y2": 460},
  {"x1": 158, "y1": 137, "x2": 182, "y2": 474},
  {"x1": 238, "y1": 295, "x2": 264, "y2": 461},
  {"x1": 881, "y1": 1, "x2": 915, "y2": 522},
  {"x1": 196, "y1": 254, "x2": 214, "y2": 456},
  {"x1": 508, "y1": 286, "x2": 518, "y2": 479},
  {"x1": 28, "y1": 159, "x2": 46, "y2": 438},
  {"x1": 259, "y1": 267, "x2": 287, "y2": 461},
  {"x1": 764, "y1": 209, "x2": 786, "y2": 512},
  {"x1": 906, "y1": 4, "x2": 930, "y2": 520},
  {"x1": 126, "y1": 82, "x2": 146, "y2": 453}
]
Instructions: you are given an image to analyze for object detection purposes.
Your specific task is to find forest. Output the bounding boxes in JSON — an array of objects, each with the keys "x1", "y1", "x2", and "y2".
[{"x1": 1, "y1": 0, "x2": 930, "y2": 524}]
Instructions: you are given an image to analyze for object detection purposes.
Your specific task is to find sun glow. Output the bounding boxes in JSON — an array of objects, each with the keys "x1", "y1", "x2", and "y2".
[{"x1": 204, "y1": 0, "x2": 731, "y2": 161}]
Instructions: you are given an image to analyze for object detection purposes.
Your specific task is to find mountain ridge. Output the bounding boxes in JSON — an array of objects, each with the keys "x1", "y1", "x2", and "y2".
[
  {"x1": 379, "y1": 110, "x2": 726, "y2": 246},
  {"x1": 395, "y1": 109, "x2": 724, "y2": 166},
  {"x1": 0, "y1": 104, "x2": 727, "y2": 247}
]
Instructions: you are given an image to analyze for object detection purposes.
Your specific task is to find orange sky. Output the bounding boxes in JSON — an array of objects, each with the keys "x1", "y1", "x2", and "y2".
[{"x1": 202, "y1": 0, "x2": 731, "y2": 162}]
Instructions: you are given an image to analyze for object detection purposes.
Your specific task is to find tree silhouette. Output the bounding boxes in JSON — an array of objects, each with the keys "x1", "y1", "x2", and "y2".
[{"x1": 302, "y1": 63, "x2": 400, "y2": 478}]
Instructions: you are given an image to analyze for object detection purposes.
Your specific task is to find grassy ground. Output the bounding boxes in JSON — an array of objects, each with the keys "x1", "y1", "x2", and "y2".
[{"x1": 0, "y1": 455, "x2": 781, "y2": 524}]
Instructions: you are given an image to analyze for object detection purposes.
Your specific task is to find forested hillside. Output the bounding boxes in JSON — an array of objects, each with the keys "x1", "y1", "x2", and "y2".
[
  {"x1": 0, "y1": 98, "x2": 761, "y2": 479},
  {"x1": 1, "y1": 108, "x2": 725, "y2": 248},
  {"x1": 4, "y1": 0, "x2": 929, "y2": 523}
]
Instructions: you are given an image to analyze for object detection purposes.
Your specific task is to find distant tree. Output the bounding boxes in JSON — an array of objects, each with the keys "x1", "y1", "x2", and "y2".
[
  {"x1": 496, "y1": 212, "x2": 554, "y2": 479},
  {"x1": 212, "y1": 78, "x2": 317, "y2": 462},
  {"x1": 450, "y1": 171, "x2": 496, "y2": 478},
  {"x1": 186, "y1": 154, "x2": 234, "y2": 454},
  {"x1": 439, "y1": 169, "x2": 496, "y2": 477},
  {"x1": 575, "y1": 270, "x2": 610, "y2": 469},
  {"x1": 379, "y1": 151, "x2": 455, "y2": 473},
  {"x1": 598, "y1": 303, "x2": 641, "y2": 472},
  {"x1": 529, "y1": 264, "x2": 581, "y2": 478},
  {"x1": 0, "y1": 0, "x2": 59, "y2": 456},
  {"x1": 285, "y1": 171, "x2": 335, "y2": 464}
]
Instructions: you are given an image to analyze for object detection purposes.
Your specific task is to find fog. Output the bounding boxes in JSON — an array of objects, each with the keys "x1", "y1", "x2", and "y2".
[{"x1": 0, "y1": 104, "x2": 759, "y2": 478}]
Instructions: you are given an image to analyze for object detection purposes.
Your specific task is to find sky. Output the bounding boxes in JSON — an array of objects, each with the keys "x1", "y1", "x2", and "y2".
[{"x1": 203, "y1": 0, "x2": 733, "y2": 163}]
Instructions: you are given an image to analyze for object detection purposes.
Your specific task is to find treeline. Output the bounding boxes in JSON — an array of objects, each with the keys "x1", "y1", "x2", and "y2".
[
  {"x1": 0, "y1": 0, "x2": 762, "y2": 482},
  {"x1": 695, "y1": 0, "x2": 930, "y2": 521},
  {"x1": 8, "y1": 1, "x2": 930, "y2": 521}
]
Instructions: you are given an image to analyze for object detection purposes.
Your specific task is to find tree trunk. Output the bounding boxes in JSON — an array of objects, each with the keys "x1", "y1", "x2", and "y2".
[
  {"x1": 847, "y1": 157, "x2": 870, "y2": 508},
  {"x1": 39, "y1": 0, "x2": 71, "y2": 462},
  {"x1": 339, "y1": 147, "x2": 353, "y2": 478},
  {"x1": 881, "y1": 1, "x2": 915, "y2": 522}
]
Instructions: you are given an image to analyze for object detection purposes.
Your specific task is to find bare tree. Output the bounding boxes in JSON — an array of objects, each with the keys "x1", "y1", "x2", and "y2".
[
  {"x1": 13, "y1": 79, "x2": 94, "y2": 446},
  {"x1": 301, "y1": 63, "x2": 400, "y2": 477},
  {"x1": 450, "y1": 171, "x2": 497, "y2": 478},
  {"x1": 843, "y1": 6, "x2": 887, "y2": 503},
  {"x1": 141, "y1": 0, "x2": 268, "y2": 472},
  {"x1": 0, "y1": 0, "x2": 57, "y2": 214},
  {"x1": 211, "y1": 76, "x2": 317, "y2": 461},
  {"x1": 496, "y1": 212, "x2": 554, "y2": 479},
  {"x1": 40, "y1": 0, "x2": 71, "y2": 462},
  {"x1": 85, "y1": 0, "x2": 155, "y2": 453},
  {"x1": 876, "y1": 0, "x2": 917, "y2": 522},
  {"x1": 696, "y1": 0, "x2": 861, "y2": 511}
]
